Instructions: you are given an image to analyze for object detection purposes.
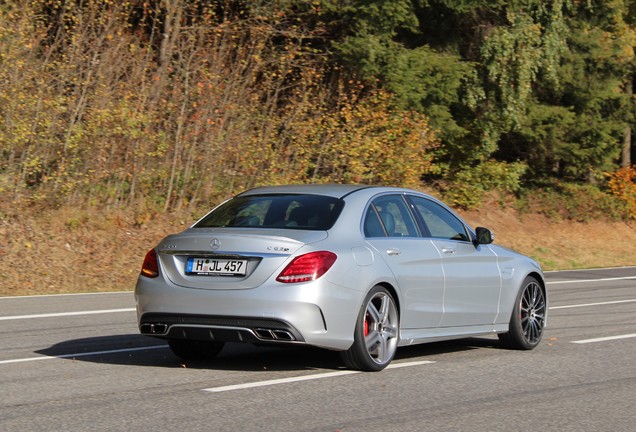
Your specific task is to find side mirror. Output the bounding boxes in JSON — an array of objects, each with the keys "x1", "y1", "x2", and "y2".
[{"x1": 475, "y1": 227, "x2": 494, "y2": 245}]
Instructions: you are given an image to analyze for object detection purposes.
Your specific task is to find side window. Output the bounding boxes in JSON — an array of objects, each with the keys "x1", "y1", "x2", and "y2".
[
  {"x1": 363, "y1": 206, "x2": 385, "y2": 237},
  {"x1": 409, "y1": 196, "x2": 470, "y2": 242},
  {"x1": 364, "y1": 195, "x2": 419, "y2": 238}
]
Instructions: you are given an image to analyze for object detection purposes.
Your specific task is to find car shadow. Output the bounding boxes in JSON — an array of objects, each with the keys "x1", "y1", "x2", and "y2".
[{"x1": 35, "y1": 334, "x2": 501, "y2": 372}]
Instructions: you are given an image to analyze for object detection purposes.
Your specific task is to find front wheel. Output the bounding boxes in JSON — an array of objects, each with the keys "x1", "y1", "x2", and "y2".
[
  {"x1": 168, "y1": 339, "x2": 225, "y2": 361},
  {"x1": 341, "y1": 286, "x2": 399, "y2": 371},
  {"x1": 499, "y1": 276, "x2": 546, "y2": 350}
]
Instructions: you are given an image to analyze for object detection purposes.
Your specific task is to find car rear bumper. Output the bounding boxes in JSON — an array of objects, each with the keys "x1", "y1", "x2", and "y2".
[{"x1": 134, "y1": 274, "x2": 359, "y2": 350}]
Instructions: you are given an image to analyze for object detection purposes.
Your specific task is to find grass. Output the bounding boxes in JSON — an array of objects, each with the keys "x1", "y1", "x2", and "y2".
[{"x1": 1, "y1": 204, "x2": 635, "y2": 297}]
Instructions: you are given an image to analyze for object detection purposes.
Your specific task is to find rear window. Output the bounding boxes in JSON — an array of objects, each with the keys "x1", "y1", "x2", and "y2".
[{"x1": 194, "y1": 194, "x2": 344, "y2": 230}]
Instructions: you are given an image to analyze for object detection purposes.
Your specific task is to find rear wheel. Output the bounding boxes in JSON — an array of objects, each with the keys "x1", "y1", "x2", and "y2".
[
  {"x1": 499, "y1": 276, "x2": 546, "y2": 349},
  {"x1": 341, "y1": 286, "x2": 399, "y2": 371},
  {"x1": 168, "y1": 339, "x2": 225, "y2": 361}
]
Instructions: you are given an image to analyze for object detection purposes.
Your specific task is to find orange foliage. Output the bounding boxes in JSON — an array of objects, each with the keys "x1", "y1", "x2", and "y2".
[
  {"x1": 606, "y1": 166, "x2": 636, "y2": 218},
  {"x1": 0, "y1": 1, "x2": 438, "y2": 212}
]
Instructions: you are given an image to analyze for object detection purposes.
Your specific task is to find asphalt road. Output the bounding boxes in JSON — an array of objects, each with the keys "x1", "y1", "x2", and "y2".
[{"x1": 1, "y1": 267, "x2": 635, "y2": 431}]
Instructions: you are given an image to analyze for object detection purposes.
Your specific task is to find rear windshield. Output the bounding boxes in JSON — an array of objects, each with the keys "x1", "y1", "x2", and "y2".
[{"x1": 194, "y1": 194, "x2": 344, "y2": 230}]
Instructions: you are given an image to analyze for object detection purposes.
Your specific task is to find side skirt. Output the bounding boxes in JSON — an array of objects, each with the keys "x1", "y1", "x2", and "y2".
[{"x1": 398, "y1": 324, "x2": 509, "y2": 347}]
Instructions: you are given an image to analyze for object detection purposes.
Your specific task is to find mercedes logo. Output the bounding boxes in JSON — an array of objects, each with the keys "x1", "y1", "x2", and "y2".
[{"x1": 210, "y1": 238, "x2": 221, "y2": 250}]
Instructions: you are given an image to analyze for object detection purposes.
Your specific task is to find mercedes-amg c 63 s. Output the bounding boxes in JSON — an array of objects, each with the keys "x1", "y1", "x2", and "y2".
[{"x1": 135, "y1": 185, "x2": 547, "y2": 371}]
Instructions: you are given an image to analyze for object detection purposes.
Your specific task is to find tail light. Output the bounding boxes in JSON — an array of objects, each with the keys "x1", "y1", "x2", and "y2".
[
  {"x1": 276, "y1": 251, "x2": 337, "y2": 283},
  {"x1": 140, "y1": 249, "x2": 159, "y2": 278}
]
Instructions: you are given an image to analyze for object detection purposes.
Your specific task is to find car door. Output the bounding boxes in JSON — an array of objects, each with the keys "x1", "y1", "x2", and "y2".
[
  {"x1": 363, "y1": 194, "x2": 445, "y2": 329},
  {"x1": 408, "y1": 196, "x2": 502, "y2": 327}
]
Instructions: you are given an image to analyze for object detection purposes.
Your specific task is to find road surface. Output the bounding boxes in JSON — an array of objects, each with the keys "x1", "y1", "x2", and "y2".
[{"x1": 1, "y1": 267, "x2": 635, "y2": 431}]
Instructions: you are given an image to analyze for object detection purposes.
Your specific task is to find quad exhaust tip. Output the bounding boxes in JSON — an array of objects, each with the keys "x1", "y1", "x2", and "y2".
[{"x1": 254, "y1": 328, "x2": 295, "y2": 341}]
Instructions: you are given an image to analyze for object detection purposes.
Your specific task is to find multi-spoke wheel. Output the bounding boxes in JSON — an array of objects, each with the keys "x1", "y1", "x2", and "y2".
[
  {"x1": 168, "y1": 339, "x2": 225, "y2": 361},
  {"x1": 341, "y1": 286, "x2": 399, "y2": 371},
  {"x1": 499, "y1": 276, "x2": 546, "y2": 350}
]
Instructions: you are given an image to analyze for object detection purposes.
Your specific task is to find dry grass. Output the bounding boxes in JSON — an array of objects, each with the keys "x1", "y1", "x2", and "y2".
[
  {"x1": 459, "y1": 206, "x2": 636, "y2": 270},
  {"x1": 0, "y1": 207, "x2": 185, "y2": 296},
  {"x1": 1, "y1": 204, "x2": 635, "y2": 297}
]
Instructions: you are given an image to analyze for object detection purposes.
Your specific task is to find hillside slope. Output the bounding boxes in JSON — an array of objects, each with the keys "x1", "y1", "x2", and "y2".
[
  {"x1": 459, "y1": 207, "x2": 636, "y2": 270},
  {"x1": 1, "y1": 206, "x2": 635, "y2": 297}
]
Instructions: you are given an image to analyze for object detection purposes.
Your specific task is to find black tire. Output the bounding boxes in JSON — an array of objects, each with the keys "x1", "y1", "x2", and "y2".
[
  {"x1": 168, "y1": 339, "x2": 225, "y2": 361},
  {"x1": 340, "y1": 286, "x2": 399, "y2": 371},
  {"x1": 499, "y1": 276, "x2": 546, "y2": 350}
]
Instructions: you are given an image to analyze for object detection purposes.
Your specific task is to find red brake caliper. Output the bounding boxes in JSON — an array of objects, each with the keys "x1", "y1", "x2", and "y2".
[{"x1": 364, "y1": 314, "x2": 369, "y2": 336}]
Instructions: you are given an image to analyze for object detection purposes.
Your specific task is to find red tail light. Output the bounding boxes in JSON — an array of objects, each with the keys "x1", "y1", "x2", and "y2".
[
  {"x1": 141, "y1": 249, "x2": 159, "y2": 278},
  {"x1": 276, "y1": 251, "x2": 337, "y2": 283}
]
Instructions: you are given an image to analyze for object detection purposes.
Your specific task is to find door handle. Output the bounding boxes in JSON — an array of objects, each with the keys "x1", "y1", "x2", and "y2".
[
  {"x1": 386, "y1": 248, "x2": 401, "y2": 256},
  {"x1": 442, "y1": 247, "x2": 456, "y2": 255}
]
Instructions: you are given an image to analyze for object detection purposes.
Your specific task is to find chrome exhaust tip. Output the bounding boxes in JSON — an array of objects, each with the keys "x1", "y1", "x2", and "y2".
[
  {"x1": 254, "y1": 328, "x2": 295, "y2": 341},
  {"x1": 140, "y1": 323, "x2": 168, "y2": 335}
]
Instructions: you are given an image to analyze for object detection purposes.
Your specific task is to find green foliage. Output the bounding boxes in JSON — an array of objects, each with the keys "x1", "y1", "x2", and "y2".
[
  {"x1": 475, "y1": 1, "x2": 571, "y2": 160},
  {"x1": 442, "y1": 160, "x2": 527, "y2": 209},
  {"x1": 518, "y1": 0, "x2": 636, "y2": 182},
  {"x1": 498, "y1": 103, "x2": 576, "y2": 181},
  {"x1": 325, "y1": 0, "x2": 635, "y2": 191},
  {"x1": 329, "y1": 1, "x2": 478, "y2": 162},
  {"x1": 518, "y1": 182, "x2": 630, "y2": 221},
  {"x1": 480, "y1": 13, "x2": 542, "y2": 131},
  {"x1": 385, "y1": 47, "x2": 472, "y2": 141}
]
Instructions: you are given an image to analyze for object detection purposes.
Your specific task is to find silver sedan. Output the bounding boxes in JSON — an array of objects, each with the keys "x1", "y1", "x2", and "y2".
[{"x1": 135, "y1": 185, "x2": 547, "y2": 371}]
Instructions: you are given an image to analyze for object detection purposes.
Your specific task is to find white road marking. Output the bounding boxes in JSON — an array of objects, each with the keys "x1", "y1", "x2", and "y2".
[
  {"x1": 0, "y1": 271, "x2": 633, "y2": 368},
  {"x1": 4, "y1": 297, "x2": 633, "y2": 320},
  {"x1": 202, "y1": 360, "x2": 435, "y2": 393},
  {"x1": 0, "y1": 291, "x2": 133, "y2": 300},
  {"x1": 0, "y1": 345, "x2": 167, "y2": 365},
  {"x1": 572, "y1": 334, "x2": 636, "y2": 344},
  {"x1": 550, "y1": 299, "x2": 636, "y2": 310},
  {"x1": 0, "y1": 308, "x2": 136, "y2": 320},
  {"x1": 547, "y1": 276, "x2": 636, "y2": 284},
  {"x1": 544, "y1": 265, "x2": 636, "y2": 273}
]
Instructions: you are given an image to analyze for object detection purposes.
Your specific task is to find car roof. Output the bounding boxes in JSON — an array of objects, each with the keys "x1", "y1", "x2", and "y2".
[{"x1": 237, "y1": 184, "x2": 382, "y2": 199}]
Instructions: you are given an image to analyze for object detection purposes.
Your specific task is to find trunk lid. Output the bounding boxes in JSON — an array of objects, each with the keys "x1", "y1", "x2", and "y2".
[{"x1": 156, "y1": 228, "x2": 327, "y2": 289}]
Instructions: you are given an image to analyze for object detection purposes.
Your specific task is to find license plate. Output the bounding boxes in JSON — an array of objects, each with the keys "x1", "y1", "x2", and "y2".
[{"x1": 186, "y1": 257, "x2": 247, "y2": 276}]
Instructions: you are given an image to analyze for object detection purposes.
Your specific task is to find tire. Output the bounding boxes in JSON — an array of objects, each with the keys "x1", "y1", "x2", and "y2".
[
  {"x1": 168, "y1": 339, "x2": 225, "y2": 361},
  {"x1": 340, "y1": 286, "x2": 399, "y2": 371},
  {"x1": 499, "y1": 276, "x2": 546, "y2": 350}
]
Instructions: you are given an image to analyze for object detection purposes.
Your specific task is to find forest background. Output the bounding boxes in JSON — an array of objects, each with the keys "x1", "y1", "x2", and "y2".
[{"x1": 1, "y1": 0, "x2": 636, "y2": 296}]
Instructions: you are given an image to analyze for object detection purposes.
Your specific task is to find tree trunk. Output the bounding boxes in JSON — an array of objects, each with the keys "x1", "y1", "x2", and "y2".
[
  {"x1": 622, "y1": 125, "x2": 631, "y2": 168},
  {"x1": 622, "y1": 72, "x2": 634, "y2": 168}
]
